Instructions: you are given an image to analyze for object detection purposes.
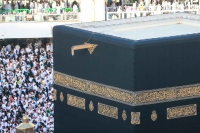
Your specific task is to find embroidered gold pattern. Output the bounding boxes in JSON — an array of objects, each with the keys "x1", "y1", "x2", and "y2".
[
  {"x1": 98, "y1": 103, "x2": 118, "y2": 119},
  {"x1": 131, "y1": 112, "x2": 140, "y2": 125},
  {"x1": 53, "y1": 89, "x2": 57, "y2": 100},
  {"x1": 54, "y1": 71, "x2": 200, "y2": 106},
  {"x1": 89, "y1": 101, "x2": 94, "y2": 111},
  {"x1": 60, "y1": 92, "x2": 64, "y2": 102},
  {"x1": 67, "y1": 94, "x2": 85, "y2": 110},
  {"x1": 151, "y1": 110, "x2": 157, "y2": 121},
  {"x1": 122, "y1": 110, "x2": 127, "y2": 121},
  {"x1": 167, "y1": 104, "x2": 197, "y2": 119}
]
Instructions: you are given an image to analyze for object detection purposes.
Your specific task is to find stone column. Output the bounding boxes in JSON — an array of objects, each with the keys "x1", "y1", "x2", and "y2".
[
  {"x1": 0, "y1": 15, "x2": 2, "y2": 22},
  {"x1": 80, "y1": 0, "x2": 105, "y2": 22},
  {"x1": 50, "y1": 38, "x2": 53, "y2": 52},
  {"x1": 199, "y1": 0, "x2": 200, "y2": 14},
  {"x1": 80, "y1": 0, "x2": 93, "y2": 22},
  {"x1": 94, "y1": 0, "x2": 105, "y2": 21}
]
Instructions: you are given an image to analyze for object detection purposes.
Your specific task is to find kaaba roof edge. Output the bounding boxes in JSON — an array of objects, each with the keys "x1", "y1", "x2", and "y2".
[{"x1": 53, "y1": 13, "x2": 200, "y2": 41}]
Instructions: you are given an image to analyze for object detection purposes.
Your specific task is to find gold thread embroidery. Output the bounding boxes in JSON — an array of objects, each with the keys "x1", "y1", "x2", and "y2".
[
  {"x1": 54, "y1": 71, "x2": 200, "y2": 106},
  {"x1": 67, "y1": 94, "x2": 85, "y2": 110},
  {"x1": 151, "y1": 110, "x2": 157, "y2": 121},
  {"x1": 122, "y1": 110, "x2": 127, "y2": 121},
  {"x1": 60, "y1": 92, "x2": 64, "y2": 102},
  {"x1": 53, "y1": 89, "x2": 57, "y2": 100},
  {"x1": 89, "y1": 101, "x2": 94, "y2": 111},
  {"x1": 131, "y1": 112, "x2": 140, "y2": 125},
  {"x1": 167, "y1": 104, "x2": 197, "y2": 119},
  {"x1": 98, "y1": 102, "x2": 118, "y2": 119}
]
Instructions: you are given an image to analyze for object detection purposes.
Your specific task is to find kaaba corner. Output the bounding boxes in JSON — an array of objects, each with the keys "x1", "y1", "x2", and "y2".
[{"x1": 53, "y1": 13, "x2": 200, "y2": 133}]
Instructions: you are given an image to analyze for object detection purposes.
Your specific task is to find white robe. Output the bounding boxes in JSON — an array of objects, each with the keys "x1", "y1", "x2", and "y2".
[
  {"x1": 172, "y1": 2, "x2": 176, "y2": 10},
  {"x1": 14, "y1": 3, "x2": 19, "y2": 9}
]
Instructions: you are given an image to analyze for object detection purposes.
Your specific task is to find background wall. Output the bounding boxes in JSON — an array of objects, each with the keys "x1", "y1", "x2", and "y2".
[{"x1": 0, "y1": 22, "x2": 79, "y2": 39}]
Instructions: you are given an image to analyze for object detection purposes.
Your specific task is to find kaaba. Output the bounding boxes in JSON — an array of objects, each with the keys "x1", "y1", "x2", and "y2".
[{"x1": 53, "y1": 13, "x2": 200, "y2": 133}]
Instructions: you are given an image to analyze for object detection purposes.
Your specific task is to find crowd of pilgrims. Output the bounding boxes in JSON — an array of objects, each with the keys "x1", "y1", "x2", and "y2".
[
  {"x1": 1, "y1": 0, "x2": 79, "y2": 14},
  {"x1": 107, "y1": 0, "x2": 199, "y2": 12},
  {"x1": 0, "y1": 40, "x2": 54, "y2": 133}
]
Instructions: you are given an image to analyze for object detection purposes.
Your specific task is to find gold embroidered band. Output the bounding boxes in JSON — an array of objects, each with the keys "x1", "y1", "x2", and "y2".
[
  {"x1": 53, "y1": 89, "x2": 57, "y2": 100},
  {"x1": 131, "y1": 112, "x2": 140, "y2": 125},
  {"x1": 67, "y1": 94, "x2": 85, "y2": 110},
  {"x1": 98, "y1": 102, "x2": 118, "y2": 119},
  {"x1": 167, "y1": 104, "x2": 197, "y2": 119},
  {"x1": 54, "y1": 71, "x2": 200, "y2": 106}
]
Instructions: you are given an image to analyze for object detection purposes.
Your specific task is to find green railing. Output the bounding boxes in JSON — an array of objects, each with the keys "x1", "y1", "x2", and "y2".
[
  {"x1": 13, "y1": 9, "x2": 30, "y2": 14},
  {"x1": 0, "y1": 9, "x2": 12, "y2": 14},
  {"x1": 44, "y1": 8, "x2": 57, "y2": 13},
  {"x1": 62, "y1": 8, "x2": 73, "y2": 12},
  {"x1": 0, "y1": 9, "x2": 30, "y2": 14},
  {"x1": 0, "y1": 8, "x2": 80, "y2": 14},
  {"x1": 44, "y1": 8, "x2": 74, "y2": 13}
]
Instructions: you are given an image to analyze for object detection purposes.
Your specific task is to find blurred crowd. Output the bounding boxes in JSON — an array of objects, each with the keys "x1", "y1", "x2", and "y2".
[
  {"x1": 0, "y1": 39, "x2": 54, "y2": 133},
  {"x1": 106, "y1": 0, "x2": 199, "y2": 12},
  {"x1": 0, "y1": 0, "x2": 79, "y2": 14}
]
